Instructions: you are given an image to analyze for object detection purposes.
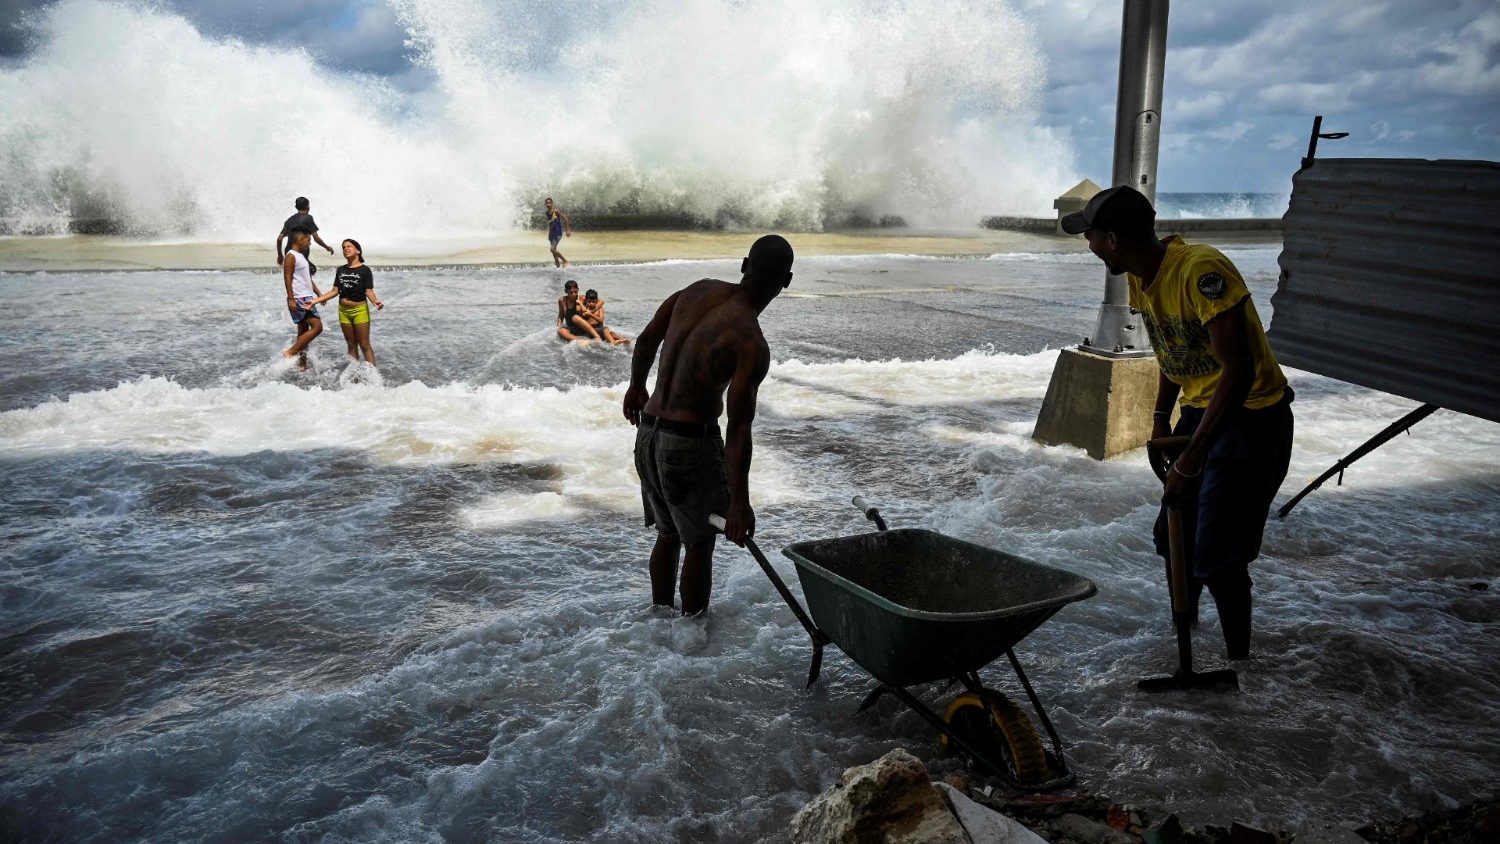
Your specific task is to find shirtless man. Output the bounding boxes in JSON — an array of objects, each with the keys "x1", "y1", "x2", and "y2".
[
  {"x1": 623, "y1": 235, "x2": 794, "y2": 615},
  {"x1": 556, "y1": 279, "x2": 602, "y2": 343},
  {"x1": 579, "y1": 289, "x2": 630, "y2": 346}
]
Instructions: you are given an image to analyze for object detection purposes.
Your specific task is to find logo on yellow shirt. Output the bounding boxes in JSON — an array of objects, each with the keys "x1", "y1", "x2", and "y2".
[
  {"x1": 1141, "y1": 313, "x2": 1222, "y2": 379},
  {"x1": 1197, "y1": 272, "x2": 1227, "y2": 299}
]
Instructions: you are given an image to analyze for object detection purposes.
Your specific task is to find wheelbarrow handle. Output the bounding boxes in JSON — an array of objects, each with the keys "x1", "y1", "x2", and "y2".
[
  {"x1": 851, "y1": 495, "x2": 888, "y2": 532},
  {"x1": 709, "y1": 514, "x2": 830, "y2": 660}
]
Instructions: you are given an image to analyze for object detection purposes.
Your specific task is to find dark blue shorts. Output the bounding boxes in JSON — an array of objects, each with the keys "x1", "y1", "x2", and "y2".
[
  {"x1": 288, "y1": 296, "x2": 320, "y2": 324},
  {"x1": 1154, "y1": 390, "x2": 1294, "y2": 580}
]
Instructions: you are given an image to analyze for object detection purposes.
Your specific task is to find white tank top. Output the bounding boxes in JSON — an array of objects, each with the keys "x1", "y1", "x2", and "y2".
[{"x1": 287, "y1": 250, "x2": 313, "y2": 299}]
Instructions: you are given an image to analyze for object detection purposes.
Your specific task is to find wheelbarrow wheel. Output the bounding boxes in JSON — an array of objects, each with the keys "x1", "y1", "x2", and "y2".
[{"x1": 941, "y1": 690, "x2": 1048, "y2": 786}]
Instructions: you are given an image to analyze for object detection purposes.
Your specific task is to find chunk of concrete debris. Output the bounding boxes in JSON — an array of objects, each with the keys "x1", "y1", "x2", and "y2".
[
  {"x1": 1228, "y1": 821, "x2": 1280, "y2": 844},
  {"x1": 1141, "y1": 814, "x2": 1183, "y2": 844},
  {"x1": 1293, "y1": 823, "x2": 1369, "y2": 844},
  {"x1": 790, "y1": 749, "x2": 969, "y2": 844},
  {"x1": 1050, "y1": 812, "x2": 1135, "y2": 844},
  {"x1": 934, "y1": 782, "x2": 1048, "y2": 844}
]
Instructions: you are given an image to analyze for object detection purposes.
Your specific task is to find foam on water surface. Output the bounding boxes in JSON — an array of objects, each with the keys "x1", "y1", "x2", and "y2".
[{"x1": 0, "y1": 250, "x2": 1496, "y2": 841}]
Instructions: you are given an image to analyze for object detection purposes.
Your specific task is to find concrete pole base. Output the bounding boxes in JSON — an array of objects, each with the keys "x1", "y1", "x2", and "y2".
[{"x1": 1033, "y1": 347, "x2": 1162, "y2": 460}]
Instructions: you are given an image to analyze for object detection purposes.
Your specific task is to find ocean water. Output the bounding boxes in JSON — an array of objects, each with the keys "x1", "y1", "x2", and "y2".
[
  {"x1": 1155, "y1": 192, "x2": 1290, "y2": 220},
  {"x1": 1, "y1": 249, "x2": 1496, "y2": 842}
]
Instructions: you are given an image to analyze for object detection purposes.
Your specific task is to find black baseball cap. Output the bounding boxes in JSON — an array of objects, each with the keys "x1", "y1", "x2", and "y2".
[{"x1": 1060, "y1": 185, "x2": 1156, "y2": 235}]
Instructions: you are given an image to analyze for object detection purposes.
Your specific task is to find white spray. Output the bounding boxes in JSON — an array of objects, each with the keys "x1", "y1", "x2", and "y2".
[{"x1": 0, "y1": 0, "x2": 1076, "y2": 238}]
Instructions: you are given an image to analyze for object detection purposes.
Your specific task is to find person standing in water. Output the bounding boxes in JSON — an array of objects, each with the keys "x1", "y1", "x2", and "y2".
[
  {"x1": 543, "y1": 197, "x2": 573, "y2": 268},
  {"x1": 275, "y1": 196, "x2": 334, "y2": 266},
  {"x1": 281, "y1": 230, "x2": 325, "y2": 367},
  {"x1": 623, "y1": 235, "x2": 794, "y2": 616},
  {"x1": 329, "y1": 238, "x2": 384, "y2": 365},
  {"x1": 1062, "y1": 186, "x2": 1293, "y2": 659},
  {"x1": 557, "y1": 279, "x2": 602, "y2": 343}
]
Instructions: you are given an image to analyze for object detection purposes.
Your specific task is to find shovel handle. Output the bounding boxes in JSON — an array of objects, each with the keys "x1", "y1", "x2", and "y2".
[
  {"x1": 1147, "y1": 435, "x2": 1192, "y2": 483},
  {"x1": 1148, "y1": 435, "x2": 1191, "y2": 452},
  {"x1": 1166, "y1": 506, "x2": 1192, "y2": 614}
]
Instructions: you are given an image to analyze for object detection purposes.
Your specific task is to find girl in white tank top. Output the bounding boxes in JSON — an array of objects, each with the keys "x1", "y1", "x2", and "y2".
[{"x1": 287, "y1": 249, "x2": 314, "y2": 299}]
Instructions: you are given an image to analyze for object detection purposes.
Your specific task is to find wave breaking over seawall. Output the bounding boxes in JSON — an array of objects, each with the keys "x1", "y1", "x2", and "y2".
[{"x1": 0, "y1": 0, "x2": 1075, "y2": 239}]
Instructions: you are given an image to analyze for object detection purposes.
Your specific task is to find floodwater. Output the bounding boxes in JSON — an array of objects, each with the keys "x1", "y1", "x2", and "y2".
[{"x1": 1, "y1": 247, "x2": 1496, "y2": 842}]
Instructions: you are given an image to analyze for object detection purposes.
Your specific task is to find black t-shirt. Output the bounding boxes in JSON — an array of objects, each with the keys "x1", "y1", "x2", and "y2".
[
  {"x1": 333, "y1": 265, "x2": 374, "y2": 302},
  {"x1": 281, "y1": 212, "x2": 318, "y2": 235}
]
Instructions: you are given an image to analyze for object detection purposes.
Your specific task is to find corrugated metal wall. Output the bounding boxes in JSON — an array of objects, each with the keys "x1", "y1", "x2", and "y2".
[{"x1": 1270, "y1": 158, "x2": 1500, "y2": 423}]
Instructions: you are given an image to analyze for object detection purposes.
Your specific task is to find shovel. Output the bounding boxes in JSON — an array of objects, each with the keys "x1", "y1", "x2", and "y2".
[{"x1": 1138, "y1": 439, "x2": 1239, "y2": 694}]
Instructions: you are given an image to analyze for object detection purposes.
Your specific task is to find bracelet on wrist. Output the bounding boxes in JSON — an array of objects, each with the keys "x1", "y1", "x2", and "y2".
[{"x1": 1171, "y1": 463, "x2": 1201, "y2": 479}]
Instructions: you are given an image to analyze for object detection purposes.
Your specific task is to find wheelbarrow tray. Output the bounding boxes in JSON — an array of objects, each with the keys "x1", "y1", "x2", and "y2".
[{"x1": 782, "y1": 529, "x2": 1097, "y2": 688}]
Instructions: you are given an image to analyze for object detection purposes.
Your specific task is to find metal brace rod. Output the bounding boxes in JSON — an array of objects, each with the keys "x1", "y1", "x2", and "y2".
[{"x1": 1278, "y1": 403, "x2": 1439, "y2": 519}]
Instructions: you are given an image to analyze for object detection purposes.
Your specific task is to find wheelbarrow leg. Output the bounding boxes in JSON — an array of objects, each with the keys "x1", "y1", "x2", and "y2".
[
  {"x1": 1005, "y1": 649, "x2": 1068, "y2": 766},
  {"x1": 883, "y1": 685, "x2": 1020, "y2": 789},
  {"x1": 807, "y1": 637, "x2": 826, "y2": 689},
  {"x1": 858, "y1": 684, "x2": 892, "y2": 713}
]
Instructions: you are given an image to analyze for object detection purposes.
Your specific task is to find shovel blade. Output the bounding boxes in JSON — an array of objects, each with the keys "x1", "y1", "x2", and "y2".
[{"x1": 1137, "y1": 668, "x2": 1240, "y2": 693}]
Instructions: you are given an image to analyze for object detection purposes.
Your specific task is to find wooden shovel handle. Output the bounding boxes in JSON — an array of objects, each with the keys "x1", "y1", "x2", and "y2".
[
  {"x1": 1166, "y1": 506, "x2": 1191, "y2": 613},
  {"x1": 1147, "y1": 435, "x2": 1191, "y2": 452},
  {"x1": 1147, "y1": 435, "x2": 1191, "y2": 483}
]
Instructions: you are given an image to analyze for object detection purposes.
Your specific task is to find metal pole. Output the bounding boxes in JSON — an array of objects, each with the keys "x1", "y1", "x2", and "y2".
[{"x1": 1083, "y1": 0, "x2": 1169, "y2": 357}]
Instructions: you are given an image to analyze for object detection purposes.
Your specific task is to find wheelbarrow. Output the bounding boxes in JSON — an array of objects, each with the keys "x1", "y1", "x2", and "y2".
[{"x1": 712, "y1": 497, "x2": 1097, "y2": 791}]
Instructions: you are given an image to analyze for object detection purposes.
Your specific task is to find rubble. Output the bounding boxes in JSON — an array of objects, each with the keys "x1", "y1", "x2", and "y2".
[{"x1": 790, "y1": 750, "x2": 1497, "y2": 844}]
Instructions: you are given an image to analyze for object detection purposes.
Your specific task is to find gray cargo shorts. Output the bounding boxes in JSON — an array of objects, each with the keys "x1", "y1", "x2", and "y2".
[{"x1": 634, "y1": 417, "x2": 729, "y2": 547}]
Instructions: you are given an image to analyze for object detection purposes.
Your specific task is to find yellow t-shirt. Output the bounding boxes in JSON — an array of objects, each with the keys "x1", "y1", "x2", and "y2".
[{"x1": 1128, "y1": 236, "x2": 1287, "y2": 410}]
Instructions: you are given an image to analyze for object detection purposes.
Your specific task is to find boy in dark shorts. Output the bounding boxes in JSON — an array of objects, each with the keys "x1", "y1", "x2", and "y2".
[
  {"x1": 544, "y1": 197, "x2": 573, "y2": 268},
  {"x1": 579, "y1": 289, "x2": 630, "y2": 346}
]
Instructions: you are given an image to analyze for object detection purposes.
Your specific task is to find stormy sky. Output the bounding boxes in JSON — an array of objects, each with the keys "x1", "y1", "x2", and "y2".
[{"x1": 2, "y1": 0, "x2": 1495, "y2": 192}]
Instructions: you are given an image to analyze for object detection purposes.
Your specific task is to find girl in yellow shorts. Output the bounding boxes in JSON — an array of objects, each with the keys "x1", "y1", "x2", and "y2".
[{"x1": 331, "y1": 239, "x2": 385, "y2": 365}]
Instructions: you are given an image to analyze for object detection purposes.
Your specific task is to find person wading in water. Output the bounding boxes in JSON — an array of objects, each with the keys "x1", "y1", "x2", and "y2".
[
  {"x1": 623, "y1": 235, "x2": 794, "y2": 616},
  {"x1": 544, "y1": 197, "x2": 573, "y2": 268}
]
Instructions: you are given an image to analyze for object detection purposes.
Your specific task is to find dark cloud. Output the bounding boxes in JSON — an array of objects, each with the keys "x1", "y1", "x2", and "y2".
[
  {"x1": 0, "y1": 0, "x2": 50, "y2": 55},
  {"x1": 177, "y1": 0, "x2": 414, "y2": 76},
  {"x1": 1020, "y1": 0, "x2": 1500, "y2": 190},
  {"x1": 1, "y1": 0, "x2": 415, "y2": 75}
]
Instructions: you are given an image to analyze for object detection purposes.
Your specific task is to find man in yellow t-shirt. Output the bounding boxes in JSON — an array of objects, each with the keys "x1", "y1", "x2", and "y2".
[{"x1": 1062, "y1": 186, "x2": 1294, "y2": 659}]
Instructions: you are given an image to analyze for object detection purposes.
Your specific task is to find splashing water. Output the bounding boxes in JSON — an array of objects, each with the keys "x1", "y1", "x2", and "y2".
[{"x1": 0, "y1": 0, "x2": 1074, "y2": 238}]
